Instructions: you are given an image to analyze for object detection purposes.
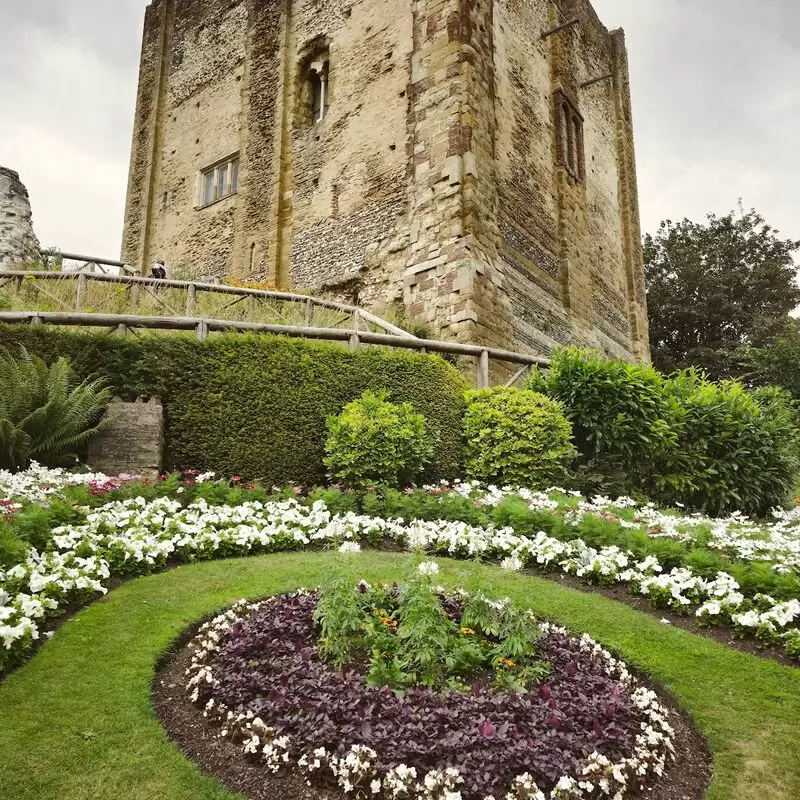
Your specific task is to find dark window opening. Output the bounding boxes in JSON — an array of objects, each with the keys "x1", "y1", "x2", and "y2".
[
  {"x1": 311, "y1": 70, "x2": 324, "y2": 123},
  {"x1": 307, "y1": 60, "x2": 329, "y2": 125},
  {"x1": 555, "y1": 91, "x2": 585, "y2": 182}
]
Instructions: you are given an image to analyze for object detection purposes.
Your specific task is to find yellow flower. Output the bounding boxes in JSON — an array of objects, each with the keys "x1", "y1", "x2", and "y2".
[{"x1": 459, "y1": 626, "x2": 476, "y2": 635}]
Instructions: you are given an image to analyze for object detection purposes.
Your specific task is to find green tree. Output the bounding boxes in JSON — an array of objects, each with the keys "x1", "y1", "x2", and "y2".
[
  {"x1": 644, "y1": 207, "x2": 800, "y2": 378},
  {"x1": 736, "y1": 318, "x2": 800, "y2": 398}
]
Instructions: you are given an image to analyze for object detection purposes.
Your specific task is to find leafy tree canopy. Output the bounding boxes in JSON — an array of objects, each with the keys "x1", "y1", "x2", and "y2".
[
  {"x1": 644, "y1": 206, "x2": 800, "y2": 378},
  {"x1": 736, "y1": 317, "x2": 800, "y2": 398}
]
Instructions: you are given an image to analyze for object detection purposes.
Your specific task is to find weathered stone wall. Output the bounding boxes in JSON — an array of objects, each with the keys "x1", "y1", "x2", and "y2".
[
  {"x1": 122, "y1": 0, "x2": 250, "y2": 279},
  {"x1": 87, "y1": 397, "x2": 165, "y2": 477},
  {"x1": 0, "y1": 167, "x2": 41, "y2": 269},
  {"x1": 122, "y1": 0, "x2": 649, "y2": 362},
  {"x1": 485, "y1": 0, "x2": 649, "y2": 359},
  {"x1": 274, "y1": 0, "x2": 412, "y2": 307}
]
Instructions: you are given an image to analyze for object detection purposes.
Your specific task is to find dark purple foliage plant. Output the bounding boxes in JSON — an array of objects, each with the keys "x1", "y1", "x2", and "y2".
[{"x1": 185, "y1": 566, "x2": 674, "y2": 799}]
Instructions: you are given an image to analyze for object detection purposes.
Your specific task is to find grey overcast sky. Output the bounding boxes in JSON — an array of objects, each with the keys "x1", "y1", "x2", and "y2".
[{"x1": 0, "y1": 1, "x2": 798, "y2": 261}]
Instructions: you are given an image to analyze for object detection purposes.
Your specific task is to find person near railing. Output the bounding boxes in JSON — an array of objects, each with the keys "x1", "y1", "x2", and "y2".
[{"x1": 150, "y1": 260, "x2": 167, "y2": 280}]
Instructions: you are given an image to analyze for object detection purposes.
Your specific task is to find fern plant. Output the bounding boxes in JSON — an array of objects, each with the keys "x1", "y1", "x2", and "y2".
[{"x1": 0, "y1": 346, "x2": 111, "y2": 471}]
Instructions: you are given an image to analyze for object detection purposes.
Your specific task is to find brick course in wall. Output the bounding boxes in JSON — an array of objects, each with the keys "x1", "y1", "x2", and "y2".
[{"x1": 122, "y1": 0, "x2": 650, "y2": 362}]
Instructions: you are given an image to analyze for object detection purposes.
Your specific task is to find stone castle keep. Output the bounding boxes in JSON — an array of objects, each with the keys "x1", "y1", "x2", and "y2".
[{"x1": 122, "y1": 0, "x2": 650, "y2": 360}]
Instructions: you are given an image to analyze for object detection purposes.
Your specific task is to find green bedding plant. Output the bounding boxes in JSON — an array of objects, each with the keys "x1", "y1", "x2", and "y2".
[{"x1": 315, "y1": 560, "x2": 547, "y2": 692}]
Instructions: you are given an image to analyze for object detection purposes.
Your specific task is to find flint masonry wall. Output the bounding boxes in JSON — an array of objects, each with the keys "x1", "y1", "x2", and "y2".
[
  {"x1": 0, "y1": 168, "x2": 41, "y2": 270},
  {"x1": 122, "y1": 0, "x2": 649, "y2": 361}
]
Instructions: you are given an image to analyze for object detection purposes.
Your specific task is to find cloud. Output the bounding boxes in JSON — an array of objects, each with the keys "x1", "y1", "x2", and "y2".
[{"x1": 0, "y1": 1, "x2": 143, "y2": 256}]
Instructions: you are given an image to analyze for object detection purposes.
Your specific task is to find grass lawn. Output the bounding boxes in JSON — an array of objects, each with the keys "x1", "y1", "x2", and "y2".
[{"x1": 0, "y1": 551, "x2": 798, "y2": 800}]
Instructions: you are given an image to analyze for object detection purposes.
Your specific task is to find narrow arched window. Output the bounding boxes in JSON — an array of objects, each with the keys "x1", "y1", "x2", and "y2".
[
  {"x1": 309, "y1": 61, "x2": 328, "y2": 124},
  {"x1": 554, "y1": 91, "x2": 585, "y2": 182},
  {"x1": 563, "y1": 102, "x2": 573, "y2": 170},
  {"x1": 311, "y1": 71, "x2": 323, "y2": 122},
  {"x1": 572, "y1": 116, "x2": 582, "y2": 175}
]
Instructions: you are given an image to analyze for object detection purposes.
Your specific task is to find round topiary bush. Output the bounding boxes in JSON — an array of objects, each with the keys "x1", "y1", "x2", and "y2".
[
  {"x1": 324, "y1": 390, "x2": 434, "y2": 489},
  {"x1": 464, "y1": 387, "x2": 576, "y2": 489}
]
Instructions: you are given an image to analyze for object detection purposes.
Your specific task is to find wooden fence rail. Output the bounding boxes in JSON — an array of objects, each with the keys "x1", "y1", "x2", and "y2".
[
  {"x1": 0, "y1": 270, "x2": 413, "y2": 338},
  {"x1": 0, "y1": 311, "x2": 550, "y2": 388}
]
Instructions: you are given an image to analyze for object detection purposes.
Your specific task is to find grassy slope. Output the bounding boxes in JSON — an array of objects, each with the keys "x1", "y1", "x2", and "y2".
[{"x1": 0, "y1": 552, "x2": 798, "y2": 800}]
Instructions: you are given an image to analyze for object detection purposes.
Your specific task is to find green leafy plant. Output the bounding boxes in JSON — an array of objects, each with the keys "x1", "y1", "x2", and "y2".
[
  {"x1": 656, "y1": 370, "x2": 799, "y2": 516},
  {"x1": 464, "y1": 387, "x2": 576, "y2": 489},
  {"x1": 0, "y1": 346, "x2": 110, "y2": 471},
  {"x1": 313, "y1": 568, "x2": 365, "y2": 668},
  {"x1": 784, "y1": 628, "x2": 800, "y2": 660},
  {"x1": 529, "y1": 347, "x2": 800, "y2": 514},
  {"x1": 324, "y1": 390, "x2": 434, "y2": 489},
  {"x1": 311, "y1": 563, "x2": 547, "y2": 692},
  {"x1": 529, "y1": 348, "x2": 676, "y2": 493}
]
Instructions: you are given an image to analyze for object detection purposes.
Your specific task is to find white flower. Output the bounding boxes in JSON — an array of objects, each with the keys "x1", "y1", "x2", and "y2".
[
  {"x1": 338, "y1": 541, "x2": 361, "y2": 554},
  {"x1": 500, "y1": 555, "x2": 523, "y2": 571},
  {"x1": 418, "y1": 561, "x2": 440, "y2": 576}
]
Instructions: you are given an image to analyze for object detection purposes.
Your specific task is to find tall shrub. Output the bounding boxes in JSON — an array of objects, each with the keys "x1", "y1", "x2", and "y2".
[
  {"x1": 0, "y1": 346, "x2": 110, "y2": 470},
  {"x1": 528, "y1": 348, "x2": 676, "y2": 492},
  {"x1": 657, "y1": 371, "x2": 799, "y2": 516},
  {"x1": 0, "y1": 326, "x2": 466, "y2": 485},
  {"x1": 464, "y1": 387, "x2": 576, "y2": 489}
]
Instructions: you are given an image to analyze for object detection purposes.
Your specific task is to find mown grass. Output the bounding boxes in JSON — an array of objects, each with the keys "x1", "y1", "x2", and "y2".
[{"x1": 0, "y1": 552, "x2": 798, "y2": 800}]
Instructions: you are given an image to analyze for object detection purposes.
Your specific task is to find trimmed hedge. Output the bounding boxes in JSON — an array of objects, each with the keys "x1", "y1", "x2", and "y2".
[{"x1": 0, "y1": 325, "x2": 467, "y2": 485}]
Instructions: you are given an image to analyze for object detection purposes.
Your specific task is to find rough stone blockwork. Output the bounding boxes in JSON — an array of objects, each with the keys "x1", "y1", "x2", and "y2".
[
  {"x1": 88, "y1": 397, "x2": 165, "y2": 478},
  {"x1": 0, "y1": 167, "x2": 41, "y2": 269},
  {"x1": 122, "y1": 0, "x2": 649, "y2": 362}
]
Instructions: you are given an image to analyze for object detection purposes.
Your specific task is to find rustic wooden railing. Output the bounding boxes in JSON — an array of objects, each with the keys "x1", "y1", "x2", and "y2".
[
  {"x1": 0, "y1": 309, "x2": 550, "y2": 388},
  {"x1": 0, "y1": 270, "x2": 413, "y2": 338},
  {"x1": 54, "y1": 253, "x2": 137, "y2": 276}
]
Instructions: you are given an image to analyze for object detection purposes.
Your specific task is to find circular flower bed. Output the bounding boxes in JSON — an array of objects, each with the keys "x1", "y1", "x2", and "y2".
[{"x1": 184, "y1": 566, "x2": 675, "y2": 800}]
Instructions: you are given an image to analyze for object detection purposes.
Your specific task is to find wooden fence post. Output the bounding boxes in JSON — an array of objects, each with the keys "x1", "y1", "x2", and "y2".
[
  {"x1": 477, "y1": 348, "x2": 490, "y2": 388},
  {"x1": 76, "y1": 274, "x2": 87, "y2": 310},
  {"x1": 186, "y1": 283, "x2": 196, "y2": 315}
]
